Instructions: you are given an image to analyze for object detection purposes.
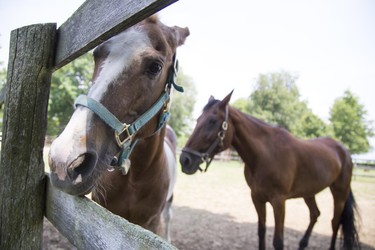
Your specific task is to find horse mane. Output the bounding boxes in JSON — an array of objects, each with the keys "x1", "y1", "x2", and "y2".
[
  {"x1": 203, "y1": 98, "x2": 282, "y2": 133},
  {"x1": 243, "y1": 112, "x2": 275, "y2": 128}
]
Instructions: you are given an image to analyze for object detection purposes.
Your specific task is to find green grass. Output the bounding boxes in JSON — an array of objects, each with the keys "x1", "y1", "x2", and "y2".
[
  {"x1": 352, "y1": 167, "x2": 375, "y2": 183},
  {"x1": 194, "y1": 160, "x2": 375, "y2": 182},
  {"x1": 179, "y1": 160, "x2": 375, "y2": 199}
]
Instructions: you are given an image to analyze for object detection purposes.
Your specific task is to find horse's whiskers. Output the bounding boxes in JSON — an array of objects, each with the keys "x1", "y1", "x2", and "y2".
[{"x1": 93, "y1": 181, "x2": 109, "y2": 207}]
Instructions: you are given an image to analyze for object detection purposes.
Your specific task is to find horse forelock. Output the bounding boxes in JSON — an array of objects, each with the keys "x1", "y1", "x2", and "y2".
[{"x1": 203, "y1": 99, "x2": 220, "y2": 112}]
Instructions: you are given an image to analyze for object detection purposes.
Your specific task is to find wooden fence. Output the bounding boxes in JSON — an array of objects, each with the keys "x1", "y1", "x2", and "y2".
[
  {"x1": 209, "y1": 150, "x2": 375, "y2": 179},
  {"x1": 352, "y1": 158, "x2": 375, "y2": 168},
  {"x1": 0, "y1": 0, "x2": 179, "y2": 249}
]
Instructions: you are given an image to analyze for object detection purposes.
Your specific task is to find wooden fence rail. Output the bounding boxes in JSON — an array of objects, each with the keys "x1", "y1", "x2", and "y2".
[
  {"x1": 55, "y1": 0, "x2": 177, "y2": 69},
  {"x1": 0, "y1": 0, "x2": 179, "y2": 249},
  {"x1": 45, "y1": 175, "x2": 176, "y2": 249}
]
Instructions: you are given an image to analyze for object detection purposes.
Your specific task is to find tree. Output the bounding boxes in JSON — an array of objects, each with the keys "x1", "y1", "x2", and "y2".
[
  {"x1": 0, "y1": 62, "x2": 6, "y2": 105},
  {"x1": 0, "y1": 38, "x2": 6, "y2": 97},
  {"x1": 169, "y1": 69, "x2": 197, "y2": 147},
  {"x1": 0, "y1": 64, "x2": 6, "y2": 87},
  {"x1": 47, "y1": 53, "x2": 93, "y2": 135},
  {"x1": 232, "y1": 97, "x2": 249, "y2": 114},
  {"x1": 233, "y1": 71, "x2": 329, "y2": 138},
  {"x1": 297, "y1": 110, "x2": 332, "y2": 139},
  {"x1": 0, "y1": 45, "x2": 7, "y2": 127},
  {"x1": 330, "y1": 90, "x2": 374, "y2": 154}
]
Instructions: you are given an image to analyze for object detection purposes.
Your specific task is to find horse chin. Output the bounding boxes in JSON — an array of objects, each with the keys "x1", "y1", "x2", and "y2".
[
  {"x1": 49, "y1": 172, "x2": 96, "y2": 196},
  {"x1": 181, "y1": 166, "x2": 200, "y2": 175}
]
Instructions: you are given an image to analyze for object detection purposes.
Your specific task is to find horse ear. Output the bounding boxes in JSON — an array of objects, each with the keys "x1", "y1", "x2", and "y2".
[
  {"x1": 208, "y1": 95, "x2": 215, "y2": 102},
  {"x1": 173, "y1": 26, "x2": 190, "y2": 46},
  {"x1": 220, "y1": 90, "x2": 234, "y2": 107}
]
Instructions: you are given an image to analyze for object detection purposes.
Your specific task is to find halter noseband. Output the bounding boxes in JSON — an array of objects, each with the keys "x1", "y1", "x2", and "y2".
[
  {"x1": 74, "y1": 54, "x2": 182, "y2": 175},
  {"x1": 182, "y1": 105, "x2": 229, "y2": 172}
]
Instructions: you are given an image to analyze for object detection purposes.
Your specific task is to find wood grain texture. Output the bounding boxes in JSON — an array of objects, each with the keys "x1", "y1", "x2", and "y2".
[
  {"x1": 45, "y1": 176, "x2": 176, "y2": 249},
  {"x1": 54, "y1": 0, "x2": 178, "y2": 69},
  {"x1": 0, "y1": 23, "x2": 56, "y2": 249}
]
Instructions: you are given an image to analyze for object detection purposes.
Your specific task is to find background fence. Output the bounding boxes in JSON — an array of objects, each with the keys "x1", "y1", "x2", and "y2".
[{"x1": 211, "y1": 149, "x2": 375, "y2": 179}]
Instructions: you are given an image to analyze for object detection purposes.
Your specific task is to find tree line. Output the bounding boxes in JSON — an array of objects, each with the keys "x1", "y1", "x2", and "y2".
[
  {"x1": 232, "y1": 71, "x2": 373, "y2": 154},
  {"x1": 0, "y1": 54, "x2": 373, "y2": 155}
]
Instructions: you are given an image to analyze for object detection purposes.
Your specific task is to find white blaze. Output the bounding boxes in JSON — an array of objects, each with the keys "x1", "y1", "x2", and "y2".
[
  {"x1": 49, "y1": 108, "x2": 91, "y2": 168},
  {"x1": 89, "y1": 28, "x2": 152, "y2": 101}
]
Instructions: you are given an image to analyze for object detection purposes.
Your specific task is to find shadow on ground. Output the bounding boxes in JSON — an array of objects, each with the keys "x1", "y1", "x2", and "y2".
[
  {"x1": 42, "y1": 205, "x2": 374, "y2": 250},
  {"x1": 171, "y1": 205, "x2": 374, "y2": 250}
]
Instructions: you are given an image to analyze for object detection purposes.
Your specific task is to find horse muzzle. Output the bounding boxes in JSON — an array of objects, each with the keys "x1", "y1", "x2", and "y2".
[
  {"x1": 49, "y1": 141, "x2": 99, "y2": 196},
  {"x1": 179, "y1": 151, "x2": 203, "y2": 175}
]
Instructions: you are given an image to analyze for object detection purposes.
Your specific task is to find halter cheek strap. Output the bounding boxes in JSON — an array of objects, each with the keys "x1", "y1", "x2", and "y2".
[
  {"x1": 74, "y1": 92, "x2": 170, "y2": 174},
  {"x1": 74, "y1": 54, "x2": 182, "y2": 175},
  {"x1": 182, "y1": 105, "x2": 229, "y2": 172}
]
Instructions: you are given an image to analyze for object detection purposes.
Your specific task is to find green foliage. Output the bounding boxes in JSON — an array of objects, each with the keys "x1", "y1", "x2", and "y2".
[
  {"x1": 232, "y1": 98, "x2": 249, "y2": 113},
  {"x1": 47, "y1": 53, "x2": 93, "y2": 135},
  {"x1": 232, "y1": 71, "x2": 330, "y2": 139},
  {"x1": 330, "y1": 90, "x2": 374, "y2": 154},
  {"x1": 297, "y1": 110, "x2": 332, "y2": 139},
  {"x1": 0, "y1": 64, "x2": 6, "y2": 87},
  {"x1": 249, "y1": 72, "x2": 303, "y2": 132},
  {"x1": 0, "y1": 61, "x2": 7, "y2": 129},
  {"x1": 169, "y1": 69, "x2": 197, "y2": 147}
]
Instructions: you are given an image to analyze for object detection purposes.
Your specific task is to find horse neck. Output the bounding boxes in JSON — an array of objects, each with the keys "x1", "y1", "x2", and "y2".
[
  {"x1": 129, "y1": 127, "x2": 166, "y2": 176},
  {"x1": 229, "y1": 107, "x2": 272, "y2": 163},
  {"x1": 93, "y1": 127, "x2": 167, "y2": 208}
]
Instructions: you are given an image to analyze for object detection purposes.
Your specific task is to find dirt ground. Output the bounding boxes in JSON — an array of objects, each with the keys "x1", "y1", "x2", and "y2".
[{"x1": 43, "y1": 163, "x2": 375, "y2": 250}]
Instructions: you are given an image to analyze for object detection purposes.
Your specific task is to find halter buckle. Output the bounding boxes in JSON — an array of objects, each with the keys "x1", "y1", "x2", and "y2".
[{"x1": 115, "y1": 124, "x2": 133, "y2": 147}]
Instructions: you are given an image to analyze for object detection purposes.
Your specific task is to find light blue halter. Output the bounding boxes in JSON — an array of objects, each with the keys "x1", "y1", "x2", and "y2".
[{"x1": 74, "y1": 54, "x2": 182, "y2": 174}]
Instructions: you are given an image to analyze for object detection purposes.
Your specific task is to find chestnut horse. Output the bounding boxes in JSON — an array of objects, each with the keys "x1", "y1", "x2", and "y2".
[
  {"x1": 180, "y1": 91, "x2": 359, "y2": 250},
  {"x1": 49, "y1": 16, "x2": 189, "y2": 241}
]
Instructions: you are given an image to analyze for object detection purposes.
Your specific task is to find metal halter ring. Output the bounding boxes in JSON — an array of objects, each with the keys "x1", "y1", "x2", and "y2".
[{"x1": 222, "y1": 121, "x2": 228, "y2": 130}]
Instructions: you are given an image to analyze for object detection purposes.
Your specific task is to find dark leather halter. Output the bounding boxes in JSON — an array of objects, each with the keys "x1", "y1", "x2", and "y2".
[{"x1": 182, "y1": 105, "x2": 229, "y2": 172}]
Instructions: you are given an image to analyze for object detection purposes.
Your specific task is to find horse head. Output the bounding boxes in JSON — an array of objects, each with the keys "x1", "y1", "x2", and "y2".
[
  {"x1": 49, "y1": 16, "x2": 189, "y2": 195},
  {"x1": 180, "y1": 91, "x2": 234, "y2": 174}
]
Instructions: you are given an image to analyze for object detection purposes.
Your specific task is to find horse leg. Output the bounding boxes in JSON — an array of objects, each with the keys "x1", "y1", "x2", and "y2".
[
  {"x1": 163, "y1": 195, "x2": 173, "y2": 242},
  {"x1": 251, "y1": 194, "x2": 267, "y2": 250},
  {"x1": 299, "y1": 196, "x2": 320, "y2": 249},
  {"x1": 329, "y1": 185, "x2": 347, "y2": 250},
  {"x1": 330, "y1": 187, "x2": 359, "y2": 250},
  {"x1": 270, "y1": 197, "x2": 286, "y2": 250}
]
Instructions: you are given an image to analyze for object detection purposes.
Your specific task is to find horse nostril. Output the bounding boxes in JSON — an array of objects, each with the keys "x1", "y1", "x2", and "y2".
[
  {"x1": 67, "y1": 152, "x2": 97, "y2": 182},
  {"x1": 180, "y1": 153, "x2": 192, "y2": 167}
]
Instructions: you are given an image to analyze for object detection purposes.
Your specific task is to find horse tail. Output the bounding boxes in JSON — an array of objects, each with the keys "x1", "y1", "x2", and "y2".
[{"x1": 340, "y1": 189, "x2": 360, "y2": 249}]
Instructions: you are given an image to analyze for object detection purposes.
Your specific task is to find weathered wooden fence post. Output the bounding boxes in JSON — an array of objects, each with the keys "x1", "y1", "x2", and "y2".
[{"x1": 0, "y1": 23, "x2": 56, "y2": 249}]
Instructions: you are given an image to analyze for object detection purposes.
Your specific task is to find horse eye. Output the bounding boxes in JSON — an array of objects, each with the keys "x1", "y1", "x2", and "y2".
[
  {"x1": 147, "y1": 62, "x2": 163, "y2": 76},
  {"x1": 207, "y1": 119, "x2": 217, "y2": 128}
]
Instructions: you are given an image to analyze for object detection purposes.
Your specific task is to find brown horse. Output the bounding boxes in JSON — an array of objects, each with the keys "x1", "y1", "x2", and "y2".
[
  {"x1": 48, "y1": 16, "x2": 189, "y2": 240},
  {"x1": 180, "y1": 91, "x2": 360, "y2": 250}
]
